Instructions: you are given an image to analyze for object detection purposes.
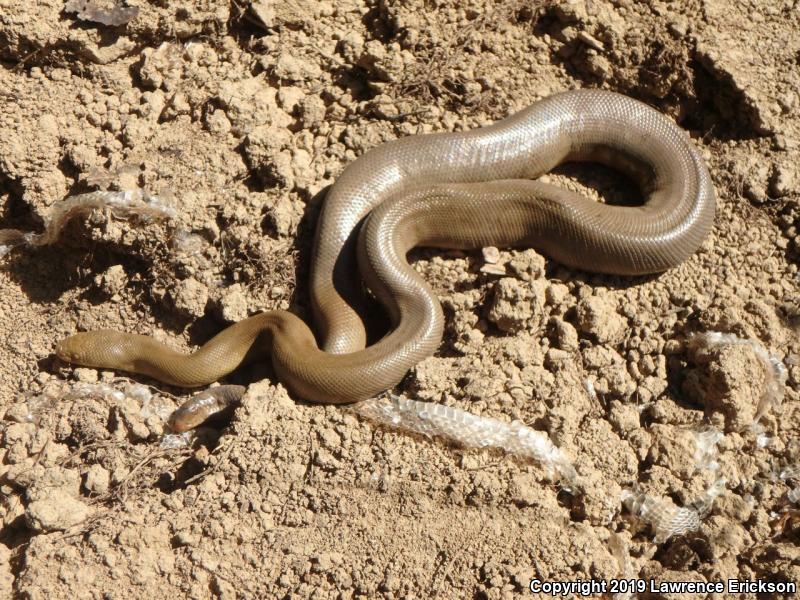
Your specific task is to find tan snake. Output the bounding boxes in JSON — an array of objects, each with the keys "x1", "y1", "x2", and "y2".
[{"x1": 54, "y1": 90, "x2": 715, "y2": 431}]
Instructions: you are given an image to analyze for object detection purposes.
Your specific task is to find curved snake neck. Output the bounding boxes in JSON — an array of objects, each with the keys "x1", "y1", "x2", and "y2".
[{"x1": 55, "y1": 89, "x2": 716, "y2": 423}]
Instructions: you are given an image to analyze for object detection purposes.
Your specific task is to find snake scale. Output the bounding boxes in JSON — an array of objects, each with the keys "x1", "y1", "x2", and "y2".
[{"x1": 55, "y1": 90, "x2": 715, "y2": 430}]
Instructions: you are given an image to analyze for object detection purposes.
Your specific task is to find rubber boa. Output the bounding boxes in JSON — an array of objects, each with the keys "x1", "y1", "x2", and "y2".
[{"x1": 55, "y1": 90, "x2": 715, "y2": 430}]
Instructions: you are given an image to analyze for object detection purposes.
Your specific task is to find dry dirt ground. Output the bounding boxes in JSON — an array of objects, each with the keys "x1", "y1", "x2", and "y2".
[{"x1": 1, "y1": 0, "x2": 799, "y2": 598}]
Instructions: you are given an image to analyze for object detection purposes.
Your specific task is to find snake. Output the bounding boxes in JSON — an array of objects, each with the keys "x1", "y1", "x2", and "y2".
[{"x1": 54, "y1": 90, "x2": 715, "y2": 431}]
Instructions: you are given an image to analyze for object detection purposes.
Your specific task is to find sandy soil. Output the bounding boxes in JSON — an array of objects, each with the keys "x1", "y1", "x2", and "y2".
[{"x1": 0, "y1": 0, "x2": 799, "y2": 598}]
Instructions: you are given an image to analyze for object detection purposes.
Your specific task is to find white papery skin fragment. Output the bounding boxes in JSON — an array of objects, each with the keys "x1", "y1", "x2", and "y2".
[
  {"x1": 0, "y1": 190, "x2": 175, "y2": 256},
  {"x1": 622, "y1": 478, "x2": 726, "y2": 543},
  {"x1": 354, "y1": 394, "x2": 579, "y2": 488}
]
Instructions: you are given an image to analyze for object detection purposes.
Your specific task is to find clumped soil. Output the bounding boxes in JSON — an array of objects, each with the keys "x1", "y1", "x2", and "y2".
[{"x1": 0, "y1": 0, "x2": 799, "y2": 598}]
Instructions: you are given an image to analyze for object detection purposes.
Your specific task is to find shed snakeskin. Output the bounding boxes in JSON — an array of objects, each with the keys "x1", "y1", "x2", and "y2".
[{"x1": 55, "y1": 89, "x2": 715, "y2": 428}]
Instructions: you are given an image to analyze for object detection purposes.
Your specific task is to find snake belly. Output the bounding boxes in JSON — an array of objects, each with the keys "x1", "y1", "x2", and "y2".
[{"x1": 55, "y1": 89, "x2": 716, "y2": 412}]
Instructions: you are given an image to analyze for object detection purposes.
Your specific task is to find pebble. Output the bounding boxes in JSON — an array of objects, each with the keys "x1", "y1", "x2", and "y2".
[
  {"x1": 96, "y1": 264, "x2": 128, "y2": 296},
  {"x1": 508, "y1": 249, "x2": 546, "y2": 281},
  {"x1": 480, "y1": 263, "x2": 507, "y2": 275},
  {"x1": 577, "y1": 31, "x2": 604, "y2": 51},
  {"x1": 300, "y1": 94, "x2": 327, "y2": 128},
  {"x1": 84, "y1": 464, "x2": 111, "y2": 495},
  {"x1": 770, "y1": 164, "x2": 796, "y2": 198},
  {"x1": 273, "y1": 52, "x2": 322, "y2": 82},
  {"x1": 26, "y1": 494, "x2": 93, "y2": 532},
  {"x1": 576, "y1": 295, "x2": 626, "y2": 344},
  {"x1": 487, "y1": 278, "x2": 533, "y2": 333},
  {"x1": 267, "y1": 196, "x2": 302, "y2": 236},
  {"x1": 482, "y1": 246, "x2": 501, "y2": 264},
  {"x1": 549, "y1": 317, "x2": 579, "y2": 351},
  {"x1": 686, "y1": 343, "x2": 767, "y2": 432},
  {"x1": 667, "y1": 17, "x2": 688, "y2": 38},
  {"x1": 73, "y1": 367, "x2": 99, "y2": 383},
  {"x1": 172, "y1": 277, "x2": 209, "y2": 318},
  {"x1": 545, "y1": 282, "x2": 570, "y2": 307},
  {"x1": 220, "y1": 284, "x2": 249, "y2": 322}
]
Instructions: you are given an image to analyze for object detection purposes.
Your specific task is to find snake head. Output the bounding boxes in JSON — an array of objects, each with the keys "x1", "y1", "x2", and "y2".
[
  {"x1": 55, "y1": 332, "x2": 119, "y2": 368},
  {"x1": 55, "y1": 333, "x2": 91, "y2": 365}
]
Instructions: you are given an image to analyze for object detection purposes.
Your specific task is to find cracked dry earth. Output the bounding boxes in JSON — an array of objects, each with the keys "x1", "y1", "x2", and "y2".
[{"x1": 1, "y1": 0, "x2": 799, "y2": 598}]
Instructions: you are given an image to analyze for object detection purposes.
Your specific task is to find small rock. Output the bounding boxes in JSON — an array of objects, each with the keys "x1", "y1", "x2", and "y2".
[
  {"x1": 545, "y1": 348, "x2": 571, "y2": 367},
  {"x1": 277, "y1": 86, "x2": 304, "y2": 112},
  {"x1": 577, "y1": 31, "x2": 604, "y2": 51},
  {"x1": 172, "y1": 277, "x2": 209, "y2": 318},
  {"x1": 685, "y1": 342, "x2": 768, "y2": 432},
  {"x1": 299, "y1": 94, "x2": 326, "y2": 128},
  {"x1": 583, "y1": 344, "x2": 623, "y2": 369},
  {"x1": 694, "y1": 41, "x2": 780, "y2": 135},
  {"x1": 250, "y1": 0, "x2": 276, "y2": 28},
  {"x1": 743, "y1": 164, "x2": 771, "y2": 203},
  {"x1": 585, "y1": 53, "x2": 612, "y2": 79},
  {"x1": 318, "y1": 426, "x2": 341, "y2": 450},
  {"x1": 603, "y1": 363, "x2": 637, "y2": 397},
  {"x1": 482, "y1": 246, "x2": 501, "y2": 264},
  {"x1": 174, "y1": 528, "x2": 201, "y2": 547},
  {"x1": 770, "y1": 164, "x2": 796, "y2": 198},
  {"x1": 461, "y1": 327, "x2": 485, "y2": 347},
  {"x1": 251, "y1": 0, "x2": 321, "y2": 30},
  {"x1": 290, "y1": 148, "x2": 314, "y2": 191},
  {"x1": 545, "y1": 282, "x2": 570, "y2": 308},
  {"x1": 700, "y1": 516, "x2": 748, "y2": 559},
  {"x1": 84, "y1": 464, "x2": 110, "y2": 495},
  {"x1": 311, "y1": 552, "x2": 342, "y2": 572},
  {"x1": 244, "y1": 125, "x2": 295, "y2": 188},
  {"x1": 713, "y1": 491, "x2": 754, "y2": 522},
  {"x1": 217, "y1": 78, "x2": 290, "y2": 136},
  {"x1": 778, "y1": 91, "x2": 798, "y2": 113},
  {"x1": 26, "y1": 494, "x2": 93, "y2": 532},
  {"x1": 369, "y1": 95, "x2": 400, "y2": 119},
  {"x1": 487, "y1": 278, "x2": 533, "y2": 333},
  {"x1": 219, "y1": 284, "x2": 249, "y2": 322},
  {"x1": 667, "y1": 17, "x2": 688, "y2": 38},
  {"x1": 272, "y1": 52, "x2": 321, "y2": 82},
  {"x1": 137, "y1": 44, "x2": 179, "y2": 90},
  {"x1": 576, "y1": 295, "x2": 626, "y2": 344},
  {"x1": 549, "y1": 317, "x2": 579, "y2": 351},
  {"x1": 115, "y1": 396, "x2": 151, "y2": 441},
  {"x1": 14, "y1": 465, "x2": 82, "y2": 500},
  {"x1": 552, "y1": 0, "x2": 588, "y2": 22},
  {"x1": 96, "y1": 264, "x2": 127, "y2": 296},
  {"x1": 73, "y1": 367, "x2": 99, "y2": 383},
  {"x1": 3, "y1": 423, "x2": 35, "y2": 452},
  {"x1": 266, "y1": 196, "x2": 303, "y2": 237},
  {"x1": 645, "y1": 425, "x2": 701, "y2": 479},
  {"x1": 4, "y1": 403, "x2": 34, "y2": 424},
  {"x1": 204, "y1": 109, "x2": 232, "y2": 135},
  {"x1": 608, "y1": 401, "x2": 640, "y2": 434},
  {"x1": 338, "y1": 30, "x2": 365, "y2": 63},
  {"x1": 357, "y1": 40, "x2": 396, "y2": 80},
  {"x1": 508, "y1": 249, "x2": 546, "y2": 281},
  {"x1": 479, "y1": 263, "x2": 507, "y2": 275}
]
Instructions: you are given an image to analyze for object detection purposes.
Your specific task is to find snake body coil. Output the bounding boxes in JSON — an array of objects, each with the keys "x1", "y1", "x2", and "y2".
[{"x1": 56, "y1": 90, "x2": 715, "y2": 424}]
